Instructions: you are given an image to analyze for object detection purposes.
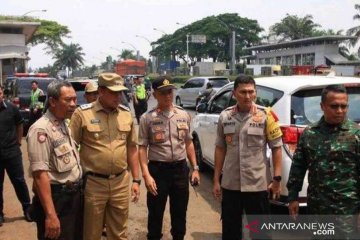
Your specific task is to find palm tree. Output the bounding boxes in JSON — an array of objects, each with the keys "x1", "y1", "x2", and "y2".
[
  {"x1": 269, "y1": 14, "x2": 321, "y2": 41},
  {"x1": 119, "y1": 49, "x2": 136, "y2": 60},
  {"x1": 347, "y1": 4, "x2": 360, "y2": 46},
  {"x1": 53, "y1": 43, "x2": 85, "y2": 77}
]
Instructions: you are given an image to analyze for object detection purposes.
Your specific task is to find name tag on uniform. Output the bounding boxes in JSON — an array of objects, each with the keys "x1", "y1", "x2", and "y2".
[{"x1": 91, "y1": 119, "x2": 100, "y2": 124}]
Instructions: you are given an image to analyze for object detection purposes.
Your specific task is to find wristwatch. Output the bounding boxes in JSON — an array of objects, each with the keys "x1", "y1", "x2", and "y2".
[
  {"x1": 193, "y1": 165, "x2": 200, "y2": 171},
  {"x1": 273, "y1": 176, "x2": 282, "y2": 182},
  {"x1": 132, "y1": 179, "x2": 141, "y2": 185}
]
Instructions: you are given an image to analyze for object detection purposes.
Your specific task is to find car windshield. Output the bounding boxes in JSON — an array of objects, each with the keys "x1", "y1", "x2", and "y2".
[
  {"x1": 18, "y1": 78, "x2": 54, "y2": 94},
  {"x1": 209, "y1": 78, "x2": 229, "y2": 88},
  {"x1": 70, "y1": 81, "x2": 92, "y2": 106},
  {"x1": 291, "y1": 86, "x2": 360, "y2": 124}
]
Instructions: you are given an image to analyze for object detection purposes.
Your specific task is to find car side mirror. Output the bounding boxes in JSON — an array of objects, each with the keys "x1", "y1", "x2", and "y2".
[
  {"x1": 38, "y1": 95, "x2": 47, "y2": 102},
  {"x1": 196, "y1": 103, "x2": 207, "y2": 113},
  {"x1": 180, "y1": 85, "x2": 184, "y2": 89}
]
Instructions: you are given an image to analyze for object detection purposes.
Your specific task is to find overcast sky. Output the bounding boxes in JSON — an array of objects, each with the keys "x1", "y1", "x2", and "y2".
[{"x1": 2, "y1": 0, "x2": 359, "y2": 69}]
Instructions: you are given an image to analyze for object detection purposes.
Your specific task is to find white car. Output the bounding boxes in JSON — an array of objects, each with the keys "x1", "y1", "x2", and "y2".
[
  {"x1": 192, "y1": 74, "x2": 360, "y2": 208},
  {"x1": 175, "y1": 76, "x2": 229, "y2": 107}
]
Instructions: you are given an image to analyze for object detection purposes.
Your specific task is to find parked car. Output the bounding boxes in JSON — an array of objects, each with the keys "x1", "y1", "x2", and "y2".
[
  {"x1": 69, "y1": 79, "x2": 97, "y2": 106},
  {"x1": 69, "y1": 78, "x2": 129, "y2": 108},
  {"x1": 4, "y1": 76, "x2": 56, "y2": 135},
  {"x1": 192, "y1": 75, "x2": 360, "y2": 209},
  {"x1": 175, "y1": 76, "x2": 229, "y2": 107}
]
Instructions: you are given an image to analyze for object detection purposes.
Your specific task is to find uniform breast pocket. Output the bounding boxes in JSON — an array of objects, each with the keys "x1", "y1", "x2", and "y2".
[
  {"x1": 117, "y1": 124, "x2": 130, "y2": 141},
  {"x1": 247, "y1": 127, "x2": 265, "y2": 147},
  {"x1": 177, "y1": 123, "x2": 189, "y2": 140},
  {"x1": 151, "y1": 126, "x2": 166, "y2": 143},
  {"x1": 53, "y1": 142, "x2": 77, "y2": 172},
  {"x1": 224, "y1": 124, "x2": 238, "y2": 146},
  {"x1": 86, "y1": 124, "x2": 104, "y2": 140}
]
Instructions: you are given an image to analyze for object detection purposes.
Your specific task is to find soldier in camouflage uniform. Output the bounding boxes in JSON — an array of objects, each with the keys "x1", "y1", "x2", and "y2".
[{"x1": 287, "y1": 84, "x2": 360, "y2": 238}]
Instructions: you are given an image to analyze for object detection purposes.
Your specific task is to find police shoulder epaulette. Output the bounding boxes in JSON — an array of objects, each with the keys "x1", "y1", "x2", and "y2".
[
  {"x1": 80, "y1": 103, "x2": 93, "y2": 110},
  {"x1": 175, "y1": 105, "x2": 184, "y2": 110},
  {"x1": 118, "y1": 104, "x2": 130, "y2": 112},
  {"x1": 225, "y1": 105, "x2": 235, "y2": 111}
]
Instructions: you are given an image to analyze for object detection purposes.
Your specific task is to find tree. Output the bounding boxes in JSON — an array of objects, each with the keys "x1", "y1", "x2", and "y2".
[
  {"x1": 269, "y1": 14, "x2": 321, "y2": 41},
  {"x1": 119, "y1": 49, "x2": 136, "y2": 60},
  {"x1": 347, "y1": 4, "x2": 360, "y2": 46},
  {"x1": 53, "y1": 43, "x2": 85, "y2": 77},
  {"x1": 0, "y1": 15, "x2": 70, "y2": 51},
  {"x1": 151, "y1": 13, "x2": 263, "y2": 63}
]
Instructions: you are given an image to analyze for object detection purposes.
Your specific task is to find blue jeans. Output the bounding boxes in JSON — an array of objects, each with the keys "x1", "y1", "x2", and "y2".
[{"x1": 0, "y1": 146, "x2": 31, "y2": 215}]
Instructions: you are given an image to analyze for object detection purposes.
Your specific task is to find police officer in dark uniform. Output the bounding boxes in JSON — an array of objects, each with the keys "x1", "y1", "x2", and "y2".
[
  {"x1": 0, "y1": 85, "x2": 31, "y2": 226},
  {"x1": 27, "y1": 80, "x2": 82, "y2": 240},
  {"x1": 139, "y1": 76, "x2": 200, "y2": 240}
]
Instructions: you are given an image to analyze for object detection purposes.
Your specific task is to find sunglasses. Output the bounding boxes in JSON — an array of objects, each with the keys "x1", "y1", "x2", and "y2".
[{"x1": 329, "y1": 104, "x2": 348, "y2": 110}]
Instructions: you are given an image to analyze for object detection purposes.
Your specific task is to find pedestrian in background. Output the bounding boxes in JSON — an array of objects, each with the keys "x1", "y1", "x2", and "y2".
[
  {"x1": 69, "y1": 73, "x2": 140, "y2": 240},
  {"x1": 133, "y1": 76, "x2": 148, "y2": 124},
  {"x1": 138, "y1": 76, "x2": 200, "y2": 240},
  {"x1": 213, "y1": 74, "x2": 283, "y2": 240},
  {"x1": 83, "y1": 81, "x2": 98, "y2": 103},
  {"x1": 27, "y1": 80, "x2": 82, "y2": 240},
  {"x1": 287, "y1": 84, "x2": 360, "y2": 238},
  {"x1": 0, "y1": 85, "x2": 31, "y2": 226},
  {"x1": 29, "y1": 80, "x2": 45, "y2": 125}
]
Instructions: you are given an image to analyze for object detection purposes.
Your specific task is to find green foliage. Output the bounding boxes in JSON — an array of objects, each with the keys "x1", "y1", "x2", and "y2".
[
  {"x1": 0, "y1": 15, "x2": 70, "y2": 51},
  {"x1": 347, "y1": 4, "x2": 360, "y2": 47},
  {"x1": 151, "y1": 13, "x2": 263, "y2": 63},
  {"x1": 53, "y1": 43, "x2": 85, "y2": 76},
  {"x1": 269, "y1": 14, "x2": 321, "y2": 41}
]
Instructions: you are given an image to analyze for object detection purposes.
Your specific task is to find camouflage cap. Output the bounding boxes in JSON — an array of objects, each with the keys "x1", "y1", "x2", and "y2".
[
  {"x1": 98, "y1": 73, "x2": 127, "y2": 92},
  {"x1": 84, "y1": 81, "x2": 98, "y2": 93}
]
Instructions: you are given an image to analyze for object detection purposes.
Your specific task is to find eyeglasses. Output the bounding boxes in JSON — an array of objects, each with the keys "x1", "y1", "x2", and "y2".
[
  {"x1": 238, "y1": 90, "x2": 256, "y2": 95},
  {"x1": 329, "y1": 104, "x2": 348, "y2": 110}
]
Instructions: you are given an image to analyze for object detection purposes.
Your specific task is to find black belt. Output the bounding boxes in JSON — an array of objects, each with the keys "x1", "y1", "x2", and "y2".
[
  {"x1": 149, "y1": 159, "x2": 186, "y2": 168},
  {"x1": 86, "y1": 170, "x2": 124, "y2": 179},
  {"x1": 51, "y1": 180, "x2": 82, "y2": 192}
]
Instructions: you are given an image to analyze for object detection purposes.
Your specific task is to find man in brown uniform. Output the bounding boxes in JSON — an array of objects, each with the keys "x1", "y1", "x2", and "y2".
[
  {"x1": 138, "y1": 76, "x2": 200, "y2": 240},
  {"x1": 83, "y1": 81, "x2": 98, "y2": 104},
  {"x1": 213, "y1": 75, "x2": 283, "y2": 240},
  {"x1": 69, "y1": 73, "x2": 140, "y2": 240},
  {"x1": 27, "y1": 80, "x2": 82, "y2": 240}
]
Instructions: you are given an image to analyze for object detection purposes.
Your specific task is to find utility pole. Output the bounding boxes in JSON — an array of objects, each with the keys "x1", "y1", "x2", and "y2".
[{"x1": 136, "y1": 35, "x2": 156, "y2": 73}]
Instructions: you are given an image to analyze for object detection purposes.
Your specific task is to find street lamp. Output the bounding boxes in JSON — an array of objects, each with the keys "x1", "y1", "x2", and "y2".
[
  {"x1": 153, "y1": 28, "x2": 166, "y2": 35},
  {"x1": 136, "y1": 35, "x2": 156, "y2": 73},
  {"x1": 213, "y1": 17, "x2": 236, "y2": 74},
  {"x1": 176, "y1": 22, "x2": 191, "y2": 75},
  {"x1": 121, "y1": 41, "x2": 139, "y2": 60},
  {"x1": 22, "y1": 9, "x2": 47, "y2": 16}
]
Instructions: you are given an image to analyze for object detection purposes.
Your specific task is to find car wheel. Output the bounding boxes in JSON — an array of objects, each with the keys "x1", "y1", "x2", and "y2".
[
  {"x1": 193, "y1": 136, "x2": 204, "y2": 171},
  {"x1": 176, "y1": 97, "x2": 182, "y2": 107}
]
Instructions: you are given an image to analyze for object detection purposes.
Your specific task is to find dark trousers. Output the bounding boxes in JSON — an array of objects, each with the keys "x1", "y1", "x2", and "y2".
[
  {"x1": 134, "y1": 99, "x2": 148, "y2": 124},
  {"x1": 147, "y1": 160, "x2": 189, "y2": 240},
  {"x1": 32, "y1": 183, "x2": 83, "y2": 240},
  {"x1": 222, "y1": 189, "x2": 271, "y2": 240},
  {"x1": 0, "y1": 146, "x2": 31, "y2": 216},
  {"x1": 29, "y1": 108, "x2": 42, "y2": 127}
]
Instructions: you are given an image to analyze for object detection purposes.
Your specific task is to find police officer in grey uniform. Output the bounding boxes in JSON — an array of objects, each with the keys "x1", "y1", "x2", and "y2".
[
  {"x1": 27, "y1": 80, "x2": 82, "y2": 240},
  {"x1": 139, "y1": 76, "x2": 200, "y2": 240},
  {"x1": 213, "y1": 75, "x2": 283, "y2": 240}
]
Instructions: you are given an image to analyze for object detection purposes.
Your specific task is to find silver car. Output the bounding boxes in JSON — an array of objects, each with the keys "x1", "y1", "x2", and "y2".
[
  {"x1": 192, "y1": 75, "x2": 360, "y2": 208},
  {"x1": 175, "y1": 76, "x2": 229, "y2": 107}
]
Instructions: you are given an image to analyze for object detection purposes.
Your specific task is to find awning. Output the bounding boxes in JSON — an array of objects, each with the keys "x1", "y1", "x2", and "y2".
[
  {"x1": 0, "y1": 53, "x2": 28, "y2": 59},
  {"x1": 324, "y1": 54, "x2": 347, "y2": 64},
  {"x1": 0, "y1": 45, "x2": 28, "y2": 59}
]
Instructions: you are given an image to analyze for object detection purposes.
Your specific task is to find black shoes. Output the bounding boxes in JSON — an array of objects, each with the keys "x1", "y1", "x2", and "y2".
[
  {"x1": 0, "y1": 214, "x2": 4, "y2": 226},
  {"x1": 23, "y1": 206, "x2": 33, "y2": 222}
]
